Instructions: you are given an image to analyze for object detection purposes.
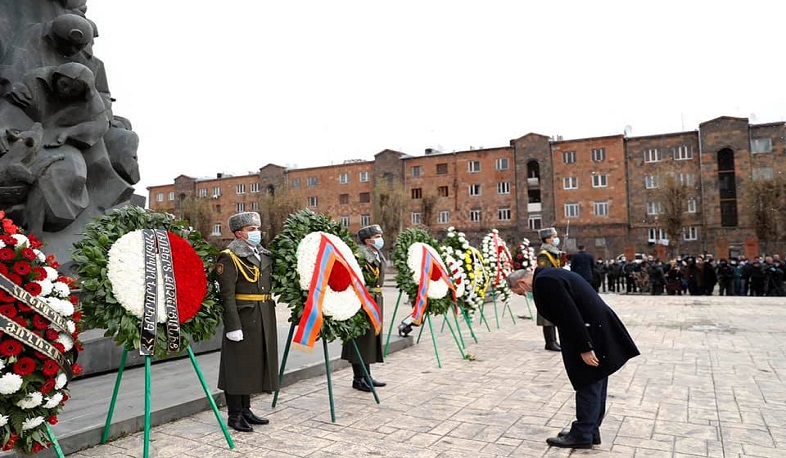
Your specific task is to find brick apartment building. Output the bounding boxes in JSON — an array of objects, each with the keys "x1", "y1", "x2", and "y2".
[{"x1": 148, "y1": 116, "x2": 786, "y2": 259}]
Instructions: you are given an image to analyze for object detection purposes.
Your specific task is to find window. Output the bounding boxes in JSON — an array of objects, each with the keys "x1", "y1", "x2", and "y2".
[
  {"x1": 678, "y1": 173, "x2": 694, "y2": 187},
  {"x1": 359, "y1": 171, "x2": 369, "y2": 182},
  {"x1": 644, "y1": 148, "x2": 662, "y2": 163},
  {"x1": 411, "y1": 212, "x2": 422, "y2": 225},
  {"x1": 564, "y1": 203, "x2": 580, "y2": 218},
  {"x1": 437, "y1": 186, "x2": 449, "y2": 197},
  {"x1": 649, "y1": 228, "x2": 667, "y2": 241},
  {"x1": 156, "y1": 192, "x2": 164, "y2": 202},
  {"x1": 307, "y1": 196, "x2": 318, "y2": 207},
  {"x1": 214, "y1": 204, "x2": 221, "y2": 213},
  {"x1": 168, "y1": 191, "x2": 175, "y2": 201},
  {"x1": 360, "y1": 214, "x2": 371, "y2": 226},
  {"x1": 236, "y1": 184, "x2": 245, "y2": 194},
  {"x1": 752, "y1": 167, "x2": 774, "y2": 181},
  {"x1": 495, "y1": 158, "x2": 509, "y2": 170},
  {"x1": 236, "y1": 202, "x2": 245, "y2": 212},
  {"x1": 592, "y1": 148, "x2": 606, "y2": 162},
  {"x1": 211, "y1": 224, "x2": 221, "y2": 236},
  {"x1": 359, "y1": 192, "x2": 370, "y2": 203},
  {"x1": 563, "y1": 151, "x2": 576, "y2": 164},
  {"x1": 595, "y1": 238, "x2": 606, "y2": 247},
  {"x1": 646, "y1": 201, "x2": 663, "y2": 215},
  {"x1": 563, "y1": 177, "x2": 578, "y2": 190},
  {"x1": 213, "y1": 186, "x2": 222, "y2": 197},
  {"x1": 251, "y1": 201, "x2": 259, "y2": 211},
  {"x1": 593, "y1": 201, "x2": 609, "y2": 216},
  {"x1": 528, "y1": 215, "x2": 542, "y2": 230},
  {"x1": 645, "y1": 175, "x2": 658, "y2": 189},
  {"x1": 339, "y1": 194, "x2": 349, "y2": 205},
  {"x1": 720, "y1": 201, "x2": 738, "y2": 227},
  {"x1": 290, "y1": 178, "x2": 301, "y2": 188},
  {"x1": 751, "y1": 138, "x2": 772, "y2": 153},
  {"x1": 469, "y1": 184, "x2": 481, "y2": 196},
  {"x1": 673, "y1": 145, "x2": 692, "y2": 160},
  {"x1": 340, "y1": 216, "x2": 350, "y2": 228},
  {"x1": 468, "y1": 160, "x2": 481, "y2": 173},
  {"x1": 411, "y1": 166, "x2": 422, "y2": 178},
  {"x1": 687, "y1": 197, "x2": 697, "y2": 213},
  {"x1": 592, "y1": 174, "x2": 608, "y2": 188},
  {"x1": 437, "y1": 211, "x2": 450, "y2": 224},
  {"x1": 307, "y1": 177, "x2": 318, "y2": 187},
  {"x1": 436, "y1": 163, "x2": 448, "y2": 175},
  {"x1": 498, "y1": 207, "x2": 511, "y2": 221},
  {"x1": 497, "y1": 182, "x2": 511, "y2": 194},
  {"x1": 250, "y1": 182, "x2": 260, "y2": 193},
  {"x1": 683, "y1": 226, "x2": 698, "y2": 241},
  {"x1": 469, "y1": 210, "x2": 482, "y2": 222},
  {"x1": 198, "y1": 188, "x2": 207, "y2": 197},
  {"x1": 411, "y1": 188, "x2": 422, "y2": 199},
  {"x1": 339, "y1": 173, "x2": 348, "y2": 184}
]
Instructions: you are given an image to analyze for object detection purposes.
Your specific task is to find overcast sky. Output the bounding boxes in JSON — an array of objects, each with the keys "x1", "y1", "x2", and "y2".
[{"x1": 86, "y1": 1, "x2": 785, "y2": 196}]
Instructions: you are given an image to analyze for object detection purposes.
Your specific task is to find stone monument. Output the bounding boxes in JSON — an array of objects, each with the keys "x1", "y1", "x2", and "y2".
[{"x1": 0, "y1": 0, "x2": 142, "y2": 266}]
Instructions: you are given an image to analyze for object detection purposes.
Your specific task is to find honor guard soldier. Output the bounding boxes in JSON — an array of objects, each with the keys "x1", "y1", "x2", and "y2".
[
  {"x1": 215, "y1": 212, "x2": 278, "y2": 432},
  {"x1": 536, "y1": 227, "x2": 565, "y2": 351},
  {"x1": 342, "y1": 224, "x2": 386, "y2": 392}
]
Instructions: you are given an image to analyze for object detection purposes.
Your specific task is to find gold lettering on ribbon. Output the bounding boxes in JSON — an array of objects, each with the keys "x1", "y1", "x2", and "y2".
[
  {"x1": 153, "y1": 229, "x2": 180, "y2": 352},
  {"x1": 140, "y1": 229, "x2": 159, "y2": 355}
]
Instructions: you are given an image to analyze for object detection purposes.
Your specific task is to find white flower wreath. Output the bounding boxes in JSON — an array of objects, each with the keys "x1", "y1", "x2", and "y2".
[
  {"x1": 407, "y1": 242, "x2": 450, "y2": 299},
  {"x1": 296, "y1": 231, "x2": 365, "y2": 321},
  {"x1": 481, "y1": 229, "x2": 513, "y2": 303}
]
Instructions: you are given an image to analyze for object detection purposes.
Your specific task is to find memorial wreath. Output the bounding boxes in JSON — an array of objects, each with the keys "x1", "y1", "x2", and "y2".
[
  {"x1": 0, "y1": 211, "x2": 82, "y2": 454},
  {"x1": 440, "y1": 227, "x2": 489, "y2": 312},
  {"x1": 513, "y1": 237, "x2": 536, "y2": 271},
  {"x1": 72, "y1": 206, "x2": 221, "y2": 359},
  {"x1": 480, "y1": 229, "x2": 513, "y2": 304}
]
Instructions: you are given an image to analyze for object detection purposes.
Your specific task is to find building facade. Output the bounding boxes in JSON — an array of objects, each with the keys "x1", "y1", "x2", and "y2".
[{"x1": 148, "y1": 116, "x2": 786, "y2": 258}]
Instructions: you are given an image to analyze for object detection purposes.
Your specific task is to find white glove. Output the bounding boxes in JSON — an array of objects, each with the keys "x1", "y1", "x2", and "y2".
[{"x1": 226, "y1": 330, "x2": 244, "y2": 342}]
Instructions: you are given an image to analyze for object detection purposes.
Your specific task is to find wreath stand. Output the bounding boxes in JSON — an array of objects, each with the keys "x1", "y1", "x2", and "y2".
[
  {"x1": 476, "y1": 301, "x2": 495, "y2": 331},
  {"x1": 439, "y1": 309, "x2": 479, "y2": 347},
  {"x1": 272, "y1": 322, "x2": 379, "y2": 423},
  {"x1": 494, "y1": 290, "x2": 517, "y2": 325},
  {"x1": 521, "y1": 292, "x2": 534, "y2": 319},
  {"x1": 44, "y1": 424, "x2": 65, "y2": 458},
  {"x1": 101, "y1": 346, "x2": 235, "y2": 457}
]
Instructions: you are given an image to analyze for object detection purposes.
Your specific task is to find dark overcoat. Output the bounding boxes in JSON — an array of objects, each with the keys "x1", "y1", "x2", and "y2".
[
  {"x1": 216, "y1": 239, "x2": 279, "y2": 394},
  {"x1": 532, "y1": 267, "x2": 640, "y2": 389},
  {"x1": 535, "y1": 245, "x2": 564, "y2": 326},
  {"x1": 341, "y1": 244, "x2": 384, "y2": 365},
  {"x1": 570, "y1": 250, "x2": 596, "y2": 285}
]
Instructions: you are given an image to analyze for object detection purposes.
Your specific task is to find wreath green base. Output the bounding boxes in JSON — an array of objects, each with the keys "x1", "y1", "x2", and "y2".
[
  {"x1": 269, "y1": 209, "x2": 369, "y2": 343},
  {"x1": 393, "y1": 228, "x2": 454, "y2": 317},
  {"x1": 72, "y1": 206, "x2": 222, "y2": 359}
]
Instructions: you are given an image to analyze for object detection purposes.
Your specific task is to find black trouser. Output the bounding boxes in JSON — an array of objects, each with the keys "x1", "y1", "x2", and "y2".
[
  {"x1": 225, "y1": 393, "x2": 251, "y2": 417},
  {"x1": 569, "y1": 377, "x2": 608, "y2": 443},
  {"x1": 352, "y1": 363, "x2": 371, "y2": 380}
]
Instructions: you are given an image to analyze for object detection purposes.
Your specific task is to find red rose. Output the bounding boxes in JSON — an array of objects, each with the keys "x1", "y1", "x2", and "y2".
[
  {"x1": 24, "y1": 282, "x2": 42, "y2": 296},
  {"x1": 47, "y1": 415, "x2": 58, "y2": 425},
  {"x1": 0, "y1": 290, "x2": 14, "y2": 303},
  {"x1": 40, "y1": 378, "x2": 56, "y2": 394},
  {"x1": 42, "y1": 359, "x2": 60, "y2": 376},
  {"x1": 46, "y1": 255, "x2": 59, "y2": 268},
  {"x1": 0, "y1": 235, "x2": 15, "y2": 246},
  {"x1": 75, "y1": 341, "x2": 84, "y2": 352},
  {"x1": 69, "y1": 295, "x2": 79, "y2": 305},
  {"x1": 62, "y1": 393, "x2": 69, "y2": 402},
  {"x1": 0, "y1": 304, "x2": 17, "y2": 318},
  {"x1": 32, "y1": 314, "x2": 49, "y2": 330},
  {"x1": 0, "y1": 339, "x2": 23, "y2": 356},
  {"x1": 27, "y1": 234, "x2": 42, "y2": 249},
  {"x1": 53, "y1": 342, "x2": 65, "y2": 353},
  {"x1": 31, "y1": 442, "x2": 45, "y2": 453},
  {"x1": 12, "y1": 357, "x2": 36, "y2": 376},
  {"x1": 5, "y1": 273, "x2": 22, "y2": 285},
  {"x1": 72, "y1": 311, "x2": 82, "y2": 322},
  {"x1": 72, "y1": 363, "x2": 83, "y2": 376},
  {"x1": 21, "y1": 248, "x2": 36, "y2": 261},
  {"x1": 32, "y1": 266, "x2": 48, "y2": 280},
  {"x1": 13, "y1": 261, "x2": 31, "y2": 276},
  {"x1": 45, "y1": 329, "x2": 59, "y2": 340},
  {"x1": 0, "y1": 247, "x2": 14, "y2": 261}
]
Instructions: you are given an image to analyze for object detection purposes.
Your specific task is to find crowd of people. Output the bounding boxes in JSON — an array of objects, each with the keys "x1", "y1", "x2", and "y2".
[{"x1": 588, "y1": 254, "x2": 785, "y2": 297}]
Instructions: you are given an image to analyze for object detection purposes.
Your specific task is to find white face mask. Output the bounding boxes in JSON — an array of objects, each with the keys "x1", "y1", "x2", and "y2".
[
  {"x1": 552, "y1": 237, "x2": 561, "y2": 247},
  {"x1": 372, "y1": 237, "x2": 384, "y2": 250},
  {"x1": 246, "y1": 230, "x2": 261, "y2": 246}
]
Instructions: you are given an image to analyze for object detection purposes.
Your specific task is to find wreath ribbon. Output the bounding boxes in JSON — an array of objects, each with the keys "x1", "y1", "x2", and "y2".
[
  {"x1": 492, "y1": 232, "x2": 512, "y2": 287},
  {"x1": 0, "y1": 312, "x2": 73, "y2": 381},
  {"x1": 412, "y1": 245, "x2": 456, "y2": 325},
  {"x1": 0, "y1": 272, "x2": 71, "y2": 336},
  {"x1": 139, "y1": 229, "x2": 181, "y2": 356},
  {"x1": 293, "y1": 234, "x2": 381, "y2": 351}
]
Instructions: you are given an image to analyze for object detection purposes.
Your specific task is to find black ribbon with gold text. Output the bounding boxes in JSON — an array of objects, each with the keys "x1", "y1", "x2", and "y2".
[
  {"x1": 0, "y1": 273, "x2": 71, "y2": 335},
  {"x1": 140, "y1": 229, "x2": 159, "y2": 355},
  {"x1": 153, "y1": 229, "x2": 180, "y2": 353},
  {"x1": 0, "y1": 311, "x2": 74, "y2": 381}
]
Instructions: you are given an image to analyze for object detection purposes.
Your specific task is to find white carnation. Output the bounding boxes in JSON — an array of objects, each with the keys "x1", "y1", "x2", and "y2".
[
  {"x1": 0, "y1": 373, "x2": 23, "y2": 394},
  {"x1": 36, "y1": 250, "x2": 46, "y2": 262},
  {"x1": 10, "y1": 234, "x2": 29, "y2": 247},
  {"x1": 57, "y1": 334, "x2": 74, "y2": 352},
  {"x1": 52, "y1": 281, "x2": 70, "y2": 298},
  {"x1": 44, "y1": 266, "x2": 59, "y2": 281},
  {"x1": 43, "y1": 392, "x2": 63, "y2": 409},
  {"x1": 55, "y1": 373, "x2": 67, "y2": 390},
  {"x1": 35, "y1": 279, "x2": 54, "y2": 297},
  {"x1": 16, "y1": 392, "x2": 43, "y2": 409},
  {"x1": 21, "y1": 416, "x2": 44, "y2": 431}
]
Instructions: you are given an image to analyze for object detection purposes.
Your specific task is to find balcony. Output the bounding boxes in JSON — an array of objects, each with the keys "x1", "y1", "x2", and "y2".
[
  {"x1": 527, "y1": 177, "x2": 539, "y2": 187},
  {"x1": 527, "y1": 202, "x2": 542, "y2": 213}
]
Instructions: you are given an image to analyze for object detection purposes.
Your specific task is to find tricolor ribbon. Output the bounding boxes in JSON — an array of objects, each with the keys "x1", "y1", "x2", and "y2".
[
  {"x1": 493, "y1": 233, "x2": 513, "y2": 287},
  {"x1": 293, "y1": 234, "x2": 382, "y2": 350},
  {"x1": 412, "y1": 245, "x2": 456, "y2": 325}
]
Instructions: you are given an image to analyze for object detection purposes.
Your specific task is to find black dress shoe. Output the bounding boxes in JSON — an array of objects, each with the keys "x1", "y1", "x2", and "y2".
[
  {"x1": 558, "y1": 429, "x2": 600, "y2": 445},
  {"x1": 371, "y1": 379, "x2": 386, "y2": 387},
  {"x1": 227, "y1": 416, "x2": 253, "y2": 433},
  {"x1": 545, "y1": 342, "x2": 561, "y2": 352},
  {"x1": 546, "y1": 435, "x2": 593, "y2": 449},
  {"x1": 352, "y1": 378, "x2": 373, "y2": 392},
  {"x1": 242, "y1": 410, "x2": 270, "y2": 425}
]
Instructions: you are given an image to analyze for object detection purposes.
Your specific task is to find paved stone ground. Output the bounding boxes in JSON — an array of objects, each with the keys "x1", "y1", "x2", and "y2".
[{"x1": 66, "y1": 292, "x2": 786, "y2": 457}]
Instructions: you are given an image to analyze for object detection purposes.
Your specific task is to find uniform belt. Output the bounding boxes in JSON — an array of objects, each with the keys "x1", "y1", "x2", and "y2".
[
  {"x1": 368, "y1": 287, "x2": 382, "y2": 293},
  {"x1": 235, "y1": 294, "x2": 272, "y2": 301}
]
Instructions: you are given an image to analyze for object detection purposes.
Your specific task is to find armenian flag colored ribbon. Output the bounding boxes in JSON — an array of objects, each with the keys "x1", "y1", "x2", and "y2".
[
  {"x1": 493, "y1": 232, "x2": 513, "y2": 287},
  {"x1": 412, "y1": 245, "x2": 456, "y2": 325},
  {"x1": 293, "y1": 234, "x2": 382, "y2": 350}
]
